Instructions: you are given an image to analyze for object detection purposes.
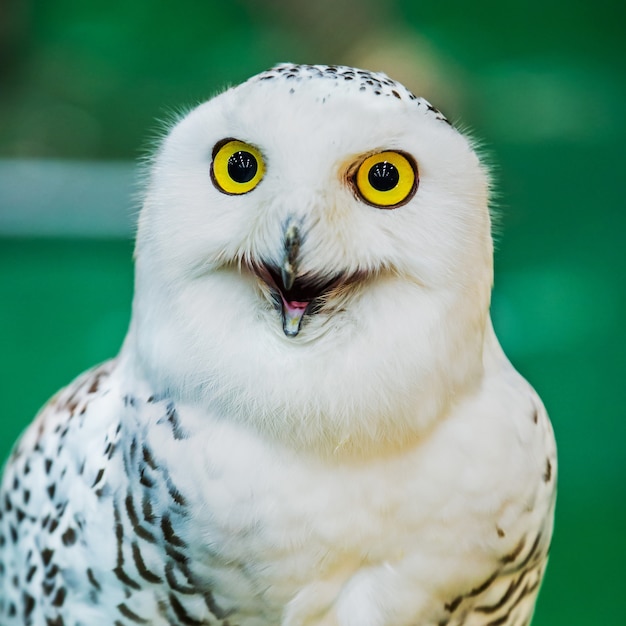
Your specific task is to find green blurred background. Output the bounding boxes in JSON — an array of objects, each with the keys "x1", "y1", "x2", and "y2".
[{"x1": 0, "y1": 1, "x2": 624, "y2": 623}]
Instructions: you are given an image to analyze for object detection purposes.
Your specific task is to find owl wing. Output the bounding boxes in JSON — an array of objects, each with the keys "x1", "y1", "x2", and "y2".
[
  {"x1": 0, "y1": 361, "x2": 129, "y2": 623},
  {"x1": 0, "y1": 360, "x2": 233, "y2": 625},
  {"x1": 443, "y1": 536, "x2": 551, "y2": 626}
]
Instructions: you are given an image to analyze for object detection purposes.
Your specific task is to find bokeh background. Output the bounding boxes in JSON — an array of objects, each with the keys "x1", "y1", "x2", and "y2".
[{"x1": 1, "y1": 1, "x2": 624, "y2": 623}]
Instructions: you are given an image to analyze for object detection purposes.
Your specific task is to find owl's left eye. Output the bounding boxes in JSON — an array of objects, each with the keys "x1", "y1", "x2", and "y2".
[
  {"x1": 211, "y1": 139, "x2": 265, "y2": 195},
  {"x1": 352, "y1": 150, "x2": 418, "y2": 209}
]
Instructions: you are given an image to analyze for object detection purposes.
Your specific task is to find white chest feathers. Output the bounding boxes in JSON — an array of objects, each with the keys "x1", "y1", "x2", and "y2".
[{"x1": 144, "y1": 357, "x2": 556, "y2": 626}]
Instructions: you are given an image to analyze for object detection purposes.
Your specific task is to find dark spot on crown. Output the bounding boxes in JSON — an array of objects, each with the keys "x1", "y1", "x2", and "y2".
[{"x1": 250, "y1": 63, "x2": 449, "y2": 123}]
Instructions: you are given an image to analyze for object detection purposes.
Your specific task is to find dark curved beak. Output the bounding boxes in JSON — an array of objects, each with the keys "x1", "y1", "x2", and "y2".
[{"x1": 281, "y1": 221, "x2": 300, "y2": 291}]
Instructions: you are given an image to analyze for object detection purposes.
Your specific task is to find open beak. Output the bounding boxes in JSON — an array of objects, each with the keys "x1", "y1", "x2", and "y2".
[
  {"x1": 278, "y1": 223, "x2": 309, "y2": 336},
  {"x1": 253, "y1": 222, "x2": 345, "y2": 338}
]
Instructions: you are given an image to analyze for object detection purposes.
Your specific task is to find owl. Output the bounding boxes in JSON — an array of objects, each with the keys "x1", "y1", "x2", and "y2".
[{"x1": 0, "y1": 64, "x2": 556, "y2": 626}]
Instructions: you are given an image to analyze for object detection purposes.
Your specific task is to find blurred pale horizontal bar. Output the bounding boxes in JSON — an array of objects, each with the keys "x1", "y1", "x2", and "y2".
[{"x1": 0, "y1": 159, "x2": 137, "y2": 237}]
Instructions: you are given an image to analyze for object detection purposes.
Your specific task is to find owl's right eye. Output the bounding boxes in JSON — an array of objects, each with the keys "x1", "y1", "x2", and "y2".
[
  {"x1": 211, "y1": 139, "x2": 265, "y2": 195},
  {"x1": 352, "y1": 150, "x2": 418, "y2": 209}
]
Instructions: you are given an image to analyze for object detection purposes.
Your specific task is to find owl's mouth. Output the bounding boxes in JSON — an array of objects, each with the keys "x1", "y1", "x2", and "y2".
[{"x1": 254, "y1": 263, "x2": 346, "y2": 337}]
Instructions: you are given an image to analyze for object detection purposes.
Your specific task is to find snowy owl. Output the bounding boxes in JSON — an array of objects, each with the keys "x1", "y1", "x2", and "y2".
[{"x1": 0, "y1": 64, "x2": 556, "y2": 626}]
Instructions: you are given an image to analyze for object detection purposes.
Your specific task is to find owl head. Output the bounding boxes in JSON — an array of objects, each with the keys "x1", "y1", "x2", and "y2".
[{"x1": 127, "y1": 64, "x2": 493, "y2": 455}]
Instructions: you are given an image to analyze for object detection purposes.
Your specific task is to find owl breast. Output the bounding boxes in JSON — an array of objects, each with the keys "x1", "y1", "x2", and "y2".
[{"x1": 150, "y1": 359, "x2": 555, "y2": 626}]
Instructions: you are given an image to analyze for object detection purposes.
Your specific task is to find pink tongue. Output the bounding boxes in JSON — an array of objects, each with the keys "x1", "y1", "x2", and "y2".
[{"x1": 280, "y1": 295, "x2": 310, "y2": 337}]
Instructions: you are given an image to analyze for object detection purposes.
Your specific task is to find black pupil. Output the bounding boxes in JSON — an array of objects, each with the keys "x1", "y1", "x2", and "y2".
[
  {"x1": 368, "y1": 161, "x2": 399, "y2": 192},
  {"x1": 228, "y1": 151, "x2": 258, "y2": 183}
]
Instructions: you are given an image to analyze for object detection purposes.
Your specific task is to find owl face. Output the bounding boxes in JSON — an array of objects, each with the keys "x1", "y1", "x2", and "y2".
[{"x1": 131, "y1": 64, "x2": 494, "y2": 452}]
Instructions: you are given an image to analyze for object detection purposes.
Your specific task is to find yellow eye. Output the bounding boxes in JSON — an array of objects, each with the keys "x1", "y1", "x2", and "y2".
[
  {"x1": 354, "y1": 150, "x2": 417, "y2": 208},
  {"x1": 211, "y1": 139, "x2": 265, "y2": 195}
]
